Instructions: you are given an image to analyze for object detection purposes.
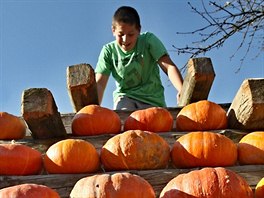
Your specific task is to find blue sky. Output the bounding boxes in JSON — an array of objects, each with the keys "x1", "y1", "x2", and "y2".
[{"x1": 1, "y1": 0, "x2": 263, "y2": 116}]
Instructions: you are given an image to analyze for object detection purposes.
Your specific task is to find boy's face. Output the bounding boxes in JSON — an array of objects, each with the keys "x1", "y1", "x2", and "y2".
[{"x1": 112, "y1": 22, "x2": 140, "y2": 52}]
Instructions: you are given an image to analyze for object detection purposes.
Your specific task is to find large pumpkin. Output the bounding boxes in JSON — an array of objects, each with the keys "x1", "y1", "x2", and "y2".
[
  {"x1": 101, "y1": 130, "x2": 170, "y2": 170},
  {"x1": 44, "y1": 139, "x2": 99, "y2": 174},
  {"x1": 171, "y1": 131, "x2": 237, "y2": 168},
  {"x1": 255, "y1": 177, "x2": 264, "y2": 198},
  {"x1": 238, "y1": 131, "x2": 264, "y2": 165},
  {"x1": 0, "y1": 143, "x2": 42, "y2": 175},
  {"x1": 124, "y1": 107, "x2": 173, "y2": 132},
  {"x1": 0, "y1": 112, "x2": 26, "y2": 140},
  {"x1": 159, "y1": 167, "x2": 253, "y2": 198},
  {"x1": 70, "y1": 172, "x2": 155, "y2": 198},
  {"x1": 176, "y1": 100, "x2": 227, "y2": 131},
  {"x1": 0, "y1": 184, "x2": 60, "y2": 198},
  {"x1": 71, "y1": 105, "x2": 121, "y2": 136}
]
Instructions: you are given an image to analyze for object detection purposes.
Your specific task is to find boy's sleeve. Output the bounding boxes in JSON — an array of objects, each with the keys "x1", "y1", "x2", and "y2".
[
  {"x1": 147, "y1": 33, "x2": 168, "y2": 61},
  {"x1": 95, "y1": 45, "x2": 112, "y2": 76}
]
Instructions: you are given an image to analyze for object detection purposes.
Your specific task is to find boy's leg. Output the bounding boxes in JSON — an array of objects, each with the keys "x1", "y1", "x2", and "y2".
[
  {"x1": 135, "y1": 100, "x2": 154, "y2": 110},
  {"x1": 113, "y1": 96, "x2": 137, "y2": 111},
  {"x1": 114, "y1": 96, "x2": 155, "y2": 110}
]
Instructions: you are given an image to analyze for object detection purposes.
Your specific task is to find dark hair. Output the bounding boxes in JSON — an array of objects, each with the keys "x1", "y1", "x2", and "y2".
[{"x1": 112, "y1": 6, "x2": 141, "y2": 29}]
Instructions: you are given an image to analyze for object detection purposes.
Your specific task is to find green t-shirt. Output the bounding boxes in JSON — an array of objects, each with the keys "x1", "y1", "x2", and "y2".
[{"x1": 95, "y1": 32, "x2": 168, "y2": 107}]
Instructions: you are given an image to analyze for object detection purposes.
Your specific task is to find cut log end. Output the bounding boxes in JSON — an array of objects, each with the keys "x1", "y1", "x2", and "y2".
[{"x1": 227, "y1": 78, "x2": 264, "y2": 130}]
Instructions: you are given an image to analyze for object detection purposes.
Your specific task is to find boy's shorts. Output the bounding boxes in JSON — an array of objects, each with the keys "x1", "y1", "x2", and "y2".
[{"x1": 113, "y1": 96, "x2": 154, "y2": 111}]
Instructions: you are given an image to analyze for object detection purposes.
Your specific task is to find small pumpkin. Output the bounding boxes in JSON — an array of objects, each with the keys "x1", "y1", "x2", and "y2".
[
  {"x1": 124, "y1": 107, "x2": 173, "y2": 132},
  {"x1": 238, "y1": 131, "x2": 264, "y2": 165},
  {"x1": 176, "y1": 100, "x2": 228, "y2": 131},
  {"x1": 70, "y1": 172, "x2": 155, "y2": 198},
  {"x1": 171, "y1": 131, "x2": 237, "y2": 168},
  {"x1": 0, "y1": 143, "x2": 42, "y2": 175},
  {"x1": 159, "y1": 167, "x2": 253, "y2": 198},
  {"x1": 44, "y1": 139, "x2": 99, "y2": 174},
  {"x1": 0, "y1": 112, "x2": 26, "y2": 140},
  {"x1": 0, "y1": 183, "x2": 60, "y2": 198},
  {"x1": 255, "y1": 177, "x2": 264, "y2": 198},
  {"x1": 101, "y1": 130, "x2": 170, "y2": 170},
  {"x1": 71, "y1": 105, "x2": 121, "y2": 136}
]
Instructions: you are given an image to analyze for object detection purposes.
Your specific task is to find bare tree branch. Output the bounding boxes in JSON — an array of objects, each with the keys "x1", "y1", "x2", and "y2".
[{"x1": 173, "y1": 0, "x2": 264, "y2": 71}]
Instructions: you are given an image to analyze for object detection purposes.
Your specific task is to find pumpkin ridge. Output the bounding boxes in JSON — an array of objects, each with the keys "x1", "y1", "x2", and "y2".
[
  {"x1": 21, "y1": 146, "x2": 31, "y2": 175},
  {"x1": 119, "y1": 134, "x2": 132, "y2": 169}
]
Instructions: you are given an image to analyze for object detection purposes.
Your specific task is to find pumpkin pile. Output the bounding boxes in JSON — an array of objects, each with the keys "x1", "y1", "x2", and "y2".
[
  {"x1": 44, "y1": 139, "x2": 99, "y2": 174},
  {"x1": 0, "y1": 101, "x2": 263, "y2": 197},
  {"x1": 159, "y1": 167, "x2": 253, "y2": 198},
  {"x1": 101, "y1": 130, "x2": 170, "y2": 170},
  {"x1": 171, "y1": 131, "x2": 237, "y2": 168},
  {"x1": 0, "y1": 184, "x2": 60, "y2": 198},
  {"x1": 238, "y1": 131, "x2": 264, "y2": 165},
  {"x1": 70, "y1": 172, "x2": 155, "y2": 198},
  {"x1": 176, "y1": 100, "x2": 228, "y2": 131},
  {"x1": 71, "y1": 104, "x2": 121, "y2": 136},
  {"x1": 0, "y1": 143, "x2": 42, "y2": 175},
  {"x1": 255, "y1": 177, "x2": 264, "y2": 198},
  {"x1": 124, "y1": 107, "x2": 173, "y2": 132},
  {"x1": 0, "y1": 112, "x2": 26, "y2": 140}
]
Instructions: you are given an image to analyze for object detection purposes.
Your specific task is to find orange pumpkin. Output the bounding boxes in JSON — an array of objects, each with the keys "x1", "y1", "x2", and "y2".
[
  {"x1": 101, "y1": 130, "x2": 170, "y2": 170},
  {"x1": 71, "y1": 105, "x2": 121, "y2": 136},
  {"x1": 70, "y1": 172, "x2": 155, "y2": 198},
  {"x1": 124, "y1": 107, "x2": 173, "y2": 132},
  {"x1": 0, "y1": 143, "x2": 42, "y2": 175},
  {"x1": 0, "y1": 112, "x2": 26, "y2": 140},
  {"x1": 171, "y1": 131, "x2": 237, "y2": 168},
  {"x1": 44, "y1": 139, "x2": 99, "y2": 174},
  {"x1": 0, "y1": 184, "x2": 60, "y2": 198},
  {"x1": 159, "y1": 167, "x2": 253, "y2": 198},
  {"x1": 238, "y1": 131, "x2": 264, "y2": 165},
  {"x1": 255, "y1": 177, "x2": 264, "y2": 198},
  {"x1": 176, "y1": 100, "x2": 227, "y2": 131}
]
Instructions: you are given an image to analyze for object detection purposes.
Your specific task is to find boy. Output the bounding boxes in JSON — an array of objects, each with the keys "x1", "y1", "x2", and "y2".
[{"x1": 95, "y1": 6, "x2": 183, "y2": 110}]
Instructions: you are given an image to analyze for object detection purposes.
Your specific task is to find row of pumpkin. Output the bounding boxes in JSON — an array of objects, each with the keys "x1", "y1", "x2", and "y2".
[
  {"x1": 1, "y1": 168, "x2": 264, "y2": 198},
  {"x1": 1, "y1": 130, "x2": 263, "y2": 176},
  {"x1": 0, "y1": 100, "x2": 228, "y2": 139}
]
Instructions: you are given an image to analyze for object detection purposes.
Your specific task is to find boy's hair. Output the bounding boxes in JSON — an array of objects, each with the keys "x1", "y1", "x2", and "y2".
[{"x1": 112, "y1": 6, "x2": 141, "y2": 29}]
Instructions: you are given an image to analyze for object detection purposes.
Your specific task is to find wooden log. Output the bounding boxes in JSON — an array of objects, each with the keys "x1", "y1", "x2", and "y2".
[
  {"x1": 0, "y1": 165, "x2": 263, "y2": 198},
  {"x1": 178, "y1": 57, "x2": 215, "y2": 106},
  {"x1": 21, "y1": 88, "x2": 67, "y2": 139},
  {"x1": 227, "y1": 78, "x2": 264, "y2": 130},
  {"x1": 67, "y1": 63, "x2": 99, "y2": 112},
  {"x1": 0, "y1": 129, "x2": 246, "y2": 154}
]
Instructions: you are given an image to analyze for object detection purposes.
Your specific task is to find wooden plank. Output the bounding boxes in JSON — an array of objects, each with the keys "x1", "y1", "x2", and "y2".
[
  {"x1": 178, "y1": 57, "x2": 215, "y2": 106},
  {"x1": 0, "y1": 165, "x2": 263, "y2": 198},
  {"x1": 66, "y1": 63, "x2": 99, "y2": 112},
  {"x1": 1, "y1": 129, "x2": 247, "y2": 155},
  {"x1": 227, "y1": 78, "x2": 264, "y2": 130},
  {"x1": 21, "y1": 88, "x2": 67, "y2": 139}
]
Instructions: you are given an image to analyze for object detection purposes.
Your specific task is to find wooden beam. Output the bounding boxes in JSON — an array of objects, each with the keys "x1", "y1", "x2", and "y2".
[
  {"x1": 178, "y1": 57, "x2": 215, "y2": 106},
  {"x1": 21, "y1": 88, "x2": 67, "y2": 139},
  {"x1": 227, "y1": 78, "x2": 264, "y2": 130},
  {"x1": 66, "y1": 63, "x2": 99, "y2": 112}
]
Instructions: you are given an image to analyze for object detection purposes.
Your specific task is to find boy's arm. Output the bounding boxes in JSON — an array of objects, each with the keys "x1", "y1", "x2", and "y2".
[
  {"x1": 158, "y1": 55, "x2": 183, "y2": 102},
  {"x1": 95, "y1": 73, "x2": 109, "y2": 105}
]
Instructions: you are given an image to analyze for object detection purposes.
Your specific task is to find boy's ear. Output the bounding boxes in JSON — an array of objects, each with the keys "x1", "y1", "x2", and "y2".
[
  {"x1": 138, "y1": 25, "x2": 141, "y2": 32},
  {"x1": 111, "y1": 25, "x2": 116, "y2": 36}
]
